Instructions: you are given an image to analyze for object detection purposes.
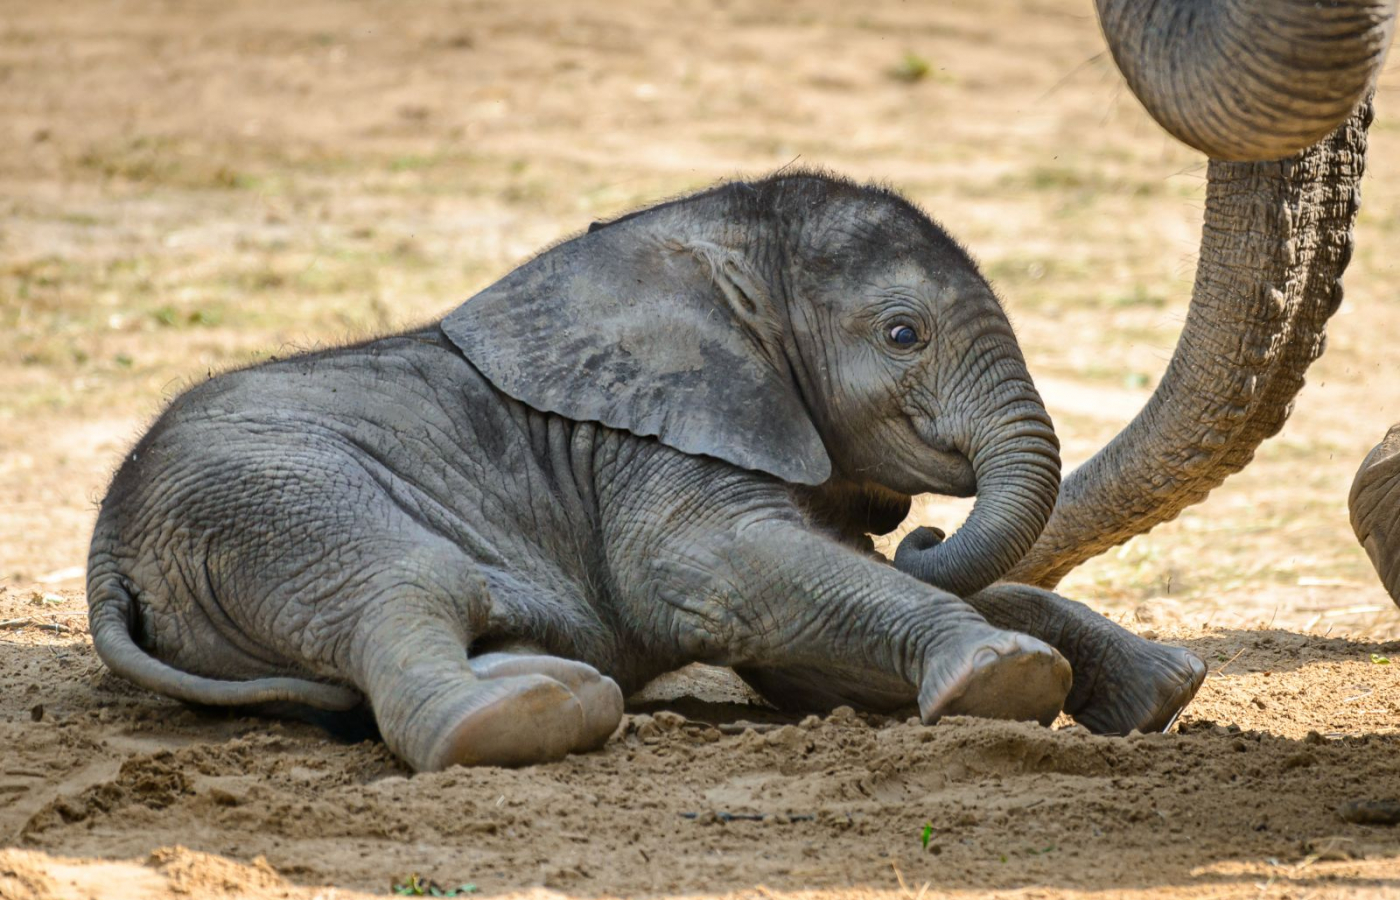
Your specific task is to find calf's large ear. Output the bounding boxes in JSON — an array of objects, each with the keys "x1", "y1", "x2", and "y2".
[{"x1": 440, "y1": 218, "x2": 831, "y2": 485}]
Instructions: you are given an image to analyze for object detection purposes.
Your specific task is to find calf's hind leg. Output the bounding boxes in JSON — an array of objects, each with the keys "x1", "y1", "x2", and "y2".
[
  {"x1": 352, "y1": 597, "x2": 622, "y2": 771},
  {"x1": 966, "y1": 583, "x2": 1206, "y2": 734}
]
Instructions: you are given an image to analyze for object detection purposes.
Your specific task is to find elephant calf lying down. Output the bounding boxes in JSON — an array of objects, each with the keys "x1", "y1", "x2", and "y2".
[{"x1": 87, "y1": 172, "x2": 1205, "y2": 770}]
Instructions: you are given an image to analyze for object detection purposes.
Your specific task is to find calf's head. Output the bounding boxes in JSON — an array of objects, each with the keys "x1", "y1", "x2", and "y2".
[{"x1": 443, "y1": 173, "x2": 1059, "y2": 595}]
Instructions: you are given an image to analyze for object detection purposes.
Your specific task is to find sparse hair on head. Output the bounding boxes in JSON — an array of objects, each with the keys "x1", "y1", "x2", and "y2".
[{"x1": 585, "y1": 166, "x2": 980, "y2": 274}]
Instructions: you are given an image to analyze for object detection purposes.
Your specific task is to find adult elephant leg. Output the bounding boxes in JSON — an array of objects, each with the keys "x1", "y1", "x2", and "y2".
[
  {"x1": 351, "y1": 593, "x2": 621, "y2": 771},
  {"x1": 1350, "y1": 424, "x2": 1400, "y2": 604},
  {"x1": 966, "y1": 584, "x2": 1206, "y2": 734}
]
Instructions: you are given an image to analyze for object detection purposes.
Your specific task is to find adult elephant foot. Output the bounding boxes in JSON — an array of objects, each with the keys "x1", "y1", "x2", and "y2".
[
  {"x1": 1350, "y1": 423, "x2": 1400, "y2": 604},
  {"x1": 920, "y1": 629, "x2": 1072, "y2": 727},
  {"x1": 966, "y1": 584, "x2": 1206, "y2": 734}
]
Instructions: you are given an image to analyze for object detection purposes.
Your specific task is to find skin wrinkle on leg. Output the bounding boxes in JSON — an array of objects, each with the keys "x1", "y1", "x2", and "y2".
[{"x1": 352, "y1": 601, "x2": 479, "y2": 766}]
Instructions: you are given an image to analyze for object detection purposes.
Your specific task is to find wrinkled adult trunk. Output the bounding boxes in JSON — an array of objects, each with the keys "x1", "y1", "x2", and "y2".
[
  {"x1": 1003, "y1": 0, "x2": 1394, "y2": 588},
  {"x1": 1097, "y1": 0, "x2": 1394, "y2": 161},
  {"x1": 896, "y1": 330, "x2": 1061, "y2": 597},
  {"x1": 1008, "y1": 102, "x2": 1373, "y2": 588}
]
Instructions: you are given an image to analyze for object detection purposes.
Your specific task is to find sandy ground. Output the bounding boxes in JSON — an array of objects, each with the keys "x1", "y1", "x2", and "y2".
[{"x1": 6, "y1": 0, "x2": 1400, "y2": 897}]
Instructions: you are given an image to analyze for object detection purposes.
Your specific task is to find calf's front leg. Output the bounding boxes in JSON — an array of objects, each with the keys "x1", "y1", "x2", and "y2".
[
  {"x1": 608, "y1": 475, "x2": 1072, "y2": 725},
  {"x1": 896, "y1": 526, "x2": 1206, "y2": 732}
]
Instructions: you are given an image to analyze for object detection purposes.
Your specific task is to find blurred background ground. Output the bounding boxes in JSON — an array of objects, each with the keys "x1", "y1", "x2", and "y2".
[{"x1": 4, "y1": 1, "x2": 1400, "y2": 898}]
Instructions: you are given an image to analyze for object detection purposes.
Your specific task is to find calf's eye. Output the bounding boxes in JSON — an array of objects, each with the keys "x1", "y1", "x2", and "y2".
[{"x1": 889, "y1": 325, "x2": 919, "y2": 346}]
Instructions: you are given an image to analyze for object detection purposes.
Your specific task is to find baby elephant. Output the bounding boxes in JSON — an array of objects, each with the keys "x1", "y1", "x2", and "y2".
[{"x1": 88, "y1": 173, "x2": 1204, "y2": 770}]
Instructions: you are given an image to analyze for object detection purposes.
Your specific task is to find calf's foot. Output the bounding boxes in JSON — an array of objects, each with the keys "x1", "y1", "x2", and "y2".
[
  {"x1": 920, "y1": 629, "x2": 1071, "y2": 727},
  {"x1": 468, "y1": 652, "x2": 624, "y2": 750},
  {"x1": 965, "y1": 584, "x2": 1207, "y2": 735},
  {"x1": 357, "y1": 615, "x2": 624, "y2": 771},
  {"x1": 1066, "y1": 635, "x2": 1206, "y2": 735},
  {"x1": 418, "y1": 674, "x2": 591, "y2": 770}
]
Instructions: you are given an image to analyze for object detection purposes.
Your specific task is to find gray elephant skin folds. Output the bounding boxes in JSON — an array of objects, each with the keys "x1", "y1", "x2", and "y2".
[{"x1": 85, "y1": 172, "x2": 1205, "y2": 771}]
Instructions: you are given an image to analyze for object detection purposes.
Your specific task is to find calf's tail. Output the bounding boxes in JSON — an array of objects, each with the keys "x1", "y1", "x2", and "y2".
[{"x1": 86, "y1": 564, "x2": 362, "y2": 711}]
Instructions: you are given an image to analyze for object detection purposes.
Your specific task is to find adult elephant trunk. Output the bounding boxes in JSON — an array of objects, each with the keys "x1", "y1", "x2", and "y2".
[
  {"x1": 1098, "y1": 0, "x2": 1394, "y2": 162},
  {"x1": 896, "y1": 326, "x2": 1062, "y2": 598},
  {"x1": 1004, "y1": 0, "x2": 1394, "y2": 589}
]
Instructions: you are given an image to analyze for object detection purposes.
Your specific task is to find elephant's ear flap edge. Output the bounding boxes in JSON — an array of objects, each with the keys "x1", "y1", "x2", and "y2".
[{"x1": 440, "y1": 226, "x2": 832, "y2": 486}]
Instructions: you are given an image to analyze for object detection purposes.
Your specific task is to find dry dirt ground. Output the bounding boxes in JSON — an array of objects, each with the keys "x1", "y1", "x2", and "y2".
[{"x1": 6, "y1": 0, "x2": 1400, "y2": 898}]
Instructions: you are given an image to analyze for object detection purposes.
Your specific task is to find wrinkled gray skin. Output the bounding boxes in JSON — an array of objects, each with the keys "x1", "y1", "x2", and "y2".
[
  {"x1": 1351, "y1": 426, "x2": 1400, "y2": 604},
  {"x1": 87, "y1": 174, "x2": 1199, "y2": 772},
  {"x1": 940, "y1": 2, "x2": 1398, "y2": 604},
  {"x1": 90, "y1": 0, "x2": 1400, "y2": 769},
  {"x1": 1168, "y1": 0, "x2": 1400, "y2": 616}
]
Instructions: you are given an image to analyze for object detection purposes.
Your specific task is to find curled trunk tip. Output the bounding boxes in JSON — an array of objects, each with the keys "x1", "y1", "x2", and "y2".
[
  {"x1": 895, "y1": 412, "x2": 1061, "y2": 597},
  {"x1": 1097, "y1": 0, "x2": 1396, "y2": 160}
]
